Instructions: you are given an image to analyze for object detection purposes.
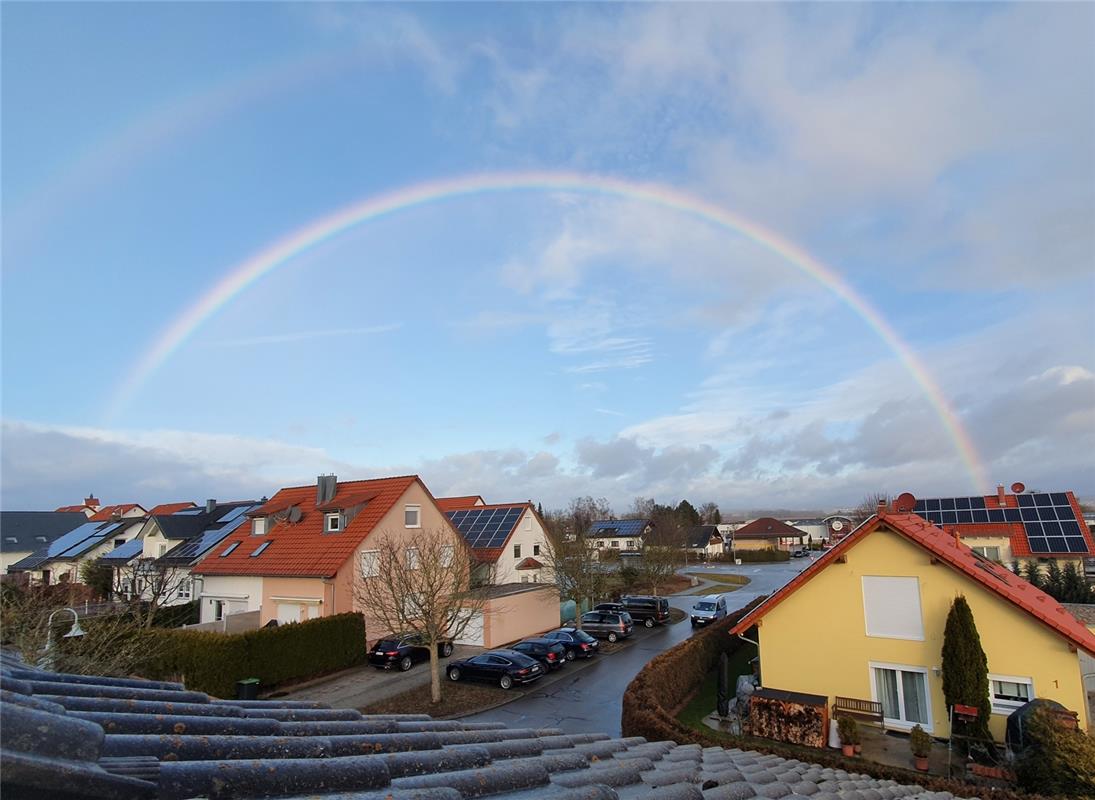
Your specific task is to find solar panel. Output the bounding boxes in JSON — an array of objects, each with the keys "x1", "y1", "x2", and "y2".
[
  {"x1": 217, "y1": 505, "x2": 250, "y2": 524},
  {"x1": 446, "y1": 506, "x2": 525, "y2": 549}
]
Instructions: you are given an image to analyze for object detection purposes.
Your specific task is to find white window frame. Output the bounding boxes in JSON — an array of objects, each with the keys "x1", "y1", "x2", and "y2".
[
  {"x1": 213, "y1": 599, "x2": 225, "y2": 621},
  {"x1": 533, "y1": 543, "x2": 541, "y2": 556},
  {"x1": 611, "y1": 541, "x2": 619, "y2": 548},
  {"x1": 158, "y1": 543, "x2": 167, "y2": 557},
  {"x1": 440, "y1": 544, "x2": 454, "y2": 568},
  {"x1": 177, "y1": 578, "x2": 191, "y2": 599},
  {"x1": 868, "y1": 661, "x2": 933, "y2": 732},
  {"x1": 989, "y1": 673, "x2": 1034, "y2": 715},
  {"x1": 361, "y1": 549, "x2": 379, "y2": 578},
  {"x1": 406, "y1": 547, "x2": 420, "y2": 570},
  {"x1": 973, "y1": 545, "x2": 1001, "y2": 561},
  {"x1": 325, "y1": 512, "x2": 342, "y2": 533},
  {"x1": 404, "y1": 505, "x2": 421, "y2": 528},
  {"x1": 862, "y1": 576, "x2": 925, "y2": 641},
  {"x1": 513, "y1": 544, "x2": 522, "y2": 559},
  {"x1": 252, "y1": 517, "x2": 267, "y2": 536}
]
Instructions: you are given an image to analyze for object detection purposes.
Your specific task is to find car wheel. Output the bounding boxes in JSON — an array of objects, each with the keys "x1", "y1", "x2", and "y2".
[
  {"x1": 448, "y1": 666, "x2": 461, "y2": 681},
  {"x1": 441, "y1": 643, "x2": 453, "y2": 657},
  {"x1": 565, "y1": 649, "x2": 576, "y2": 661},
  {"x1": 608, "y1": 632, "x2": 618, "y2": 643},
  {"x1": 644, "y1": 618, "x2": 654, "y2": 628},
  {"x1": 500, "y1": 674, "x2": 513, "y2": 690},
  {"x1": 399, "y1": 656, "x2": 412, "y2": 672}
]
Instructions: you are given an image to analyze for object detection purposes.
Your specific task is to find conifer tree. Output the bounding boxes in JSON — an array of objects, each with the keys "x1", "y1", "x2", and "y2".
[
  {"x1": 1062, "y1": 562, "x2": 1090, "y2": 604},
  {"x1": 1023, "y1": 560, "x2": 1045, "y2": 589},
  {"x1": 1046, "y1": 560, "x2": 1065, "y2": 600},
  {"x1": 941, "y1": 595, "x2": 992, "y2": 744}
]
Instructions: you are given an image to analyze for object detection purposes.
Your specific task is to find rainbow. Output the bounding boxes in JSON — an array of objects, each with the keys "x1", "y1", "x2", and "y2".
[{"x1": 108, "y1": 171, "x2": 990, "y2": 492}]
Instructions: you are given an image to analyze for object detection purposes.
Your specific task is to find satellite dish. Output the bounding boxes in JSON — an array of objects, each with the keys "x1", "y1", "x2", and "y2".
[
  {"x1": 894, "y1": 493, "x2": 917, "y2": 513},
  {"x1": 288, "y1": 506, "x2": 302, "y2": 523},
  {"x1": 831, "y1": 520, "x2": 844, "y2": 532},
  {"x1": 1011, "y1": 482, "x2": 1026, "y2": 494}
]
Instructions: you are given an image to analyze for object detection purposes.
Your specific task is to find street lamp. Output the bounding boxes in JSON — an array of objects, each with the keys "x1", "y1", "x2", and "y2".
[{"x1": 37, "y1": 607, "x2": 85, "y2": 671}]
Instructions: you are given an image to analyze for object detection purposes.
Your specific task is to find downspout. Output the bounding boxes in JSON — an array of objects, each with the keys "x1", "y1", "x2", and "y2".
[{"x1": 737, "y1": 632, "x2": 759, "y2": 648}]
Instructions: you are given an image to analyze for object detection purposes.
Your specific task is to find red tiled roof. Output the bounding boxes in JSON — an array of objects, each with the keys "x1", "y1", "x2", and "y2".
[
  {"x1": 88, "y1": 504, "x2": 145, "y2": 521},
  {"x1": 148, "y1": 502, "x2": 197, "y2": 515},
  {"x1": 473, "y1": 547, "x2": 504, "y2": 564},
  {"x1": 733, "y1": 517, "x2": 807, "y2": 539},
  {"x1": 316, "y1": 490, "x2": 379, "y2": 512},
  {"x1": 731, "y1": 511, "x2": 1095, "y2": 656},
  {"x1": 194, "y1": 476, "x2": 419, "y2": 578},
  {"x1": 515, "y1": 557, "x2": 544, "y2": 570},
  {"x1": 55, "y1": 505, "x2": 91, "y2": 513},
  {"x1": 436, "y1": 495, "x2": 486, "y2": 511}
]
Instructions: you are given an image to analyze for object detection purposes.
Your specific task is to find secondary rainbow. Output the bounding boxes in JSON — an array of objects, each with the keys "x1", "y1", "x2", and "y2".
[{"x1": 108, "y1": 171, "x2": 990, "y2": 493}]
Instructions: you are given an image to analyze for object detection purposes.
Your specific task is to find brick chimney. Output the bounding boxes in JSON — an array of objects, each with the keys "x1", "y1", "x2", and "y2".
[{"x1": 997, "y1": 484, "x2": 1006, "y2": 505}]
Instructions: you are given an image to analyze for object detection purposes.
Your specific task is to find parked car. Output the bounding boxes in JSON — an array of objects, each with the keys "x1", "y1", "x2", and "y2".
[
  {"x1": 690, "y1": 594, "x2": 727, "y2": 627},
  {"x1": 593, "y1": 602, "x2": 634, "y2": 626},
  {"x1": 446, "y1": 648, "x2": 544, "y2": 689},
  {"x1": 510, "y1": 638, "x2": 568, "y2": 671},
  {"x1": 543, "y1": 627, "x2": 600, "y2": 659},
  {"x1": 791, "y1": 548, "x2": 810, "y2": 558},
  {"x1": 579, "y1": 610, "x2": 633, "y2": 642},
  {"x1": 369, "y1": 633, "x2": 454, "y2": 671},
  {"x1": 620, "y1": 595, "x2": 672, "y2": 627}
]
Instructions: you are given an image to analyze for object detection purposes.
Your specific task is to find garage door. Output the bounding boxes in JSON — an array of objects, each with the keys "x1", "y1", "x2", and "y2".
[{"x1": 454, "y1": 612, "x2": 484, "y2": 646}]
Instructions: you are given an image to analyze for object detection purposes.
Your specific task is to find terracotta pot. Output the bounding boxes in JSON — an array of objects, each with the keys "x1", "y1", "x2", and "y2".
[
  {"x1": 842, "y1": 744, "x2": 855, "y2": 757},
  {"x1": 915, "y1": 756, "x2": 929, "y2": 772}
]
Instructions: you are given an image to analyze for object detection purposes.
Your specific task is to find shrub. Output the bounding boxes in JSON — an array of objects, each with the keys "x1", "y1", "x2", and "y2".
[
  {"x1": 837, "y1": 715, "x2": 859, "y2": 745},
  {"x1": 1016, "y1": 706, "x2": 1095, "y2": 799},
  {"x1": 910, "y1": 724, "x2": 932, "y2": 758},
  {"x1": 139, "y1": 612, "x2": 367, "y2": 698}
]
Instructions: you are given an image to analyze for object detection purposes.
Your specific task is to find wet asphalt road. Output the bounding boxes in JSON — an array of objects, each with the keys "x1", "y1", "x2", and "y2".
[{"x1": 462, "y1": 558, "x2": 816, "y2": 735}]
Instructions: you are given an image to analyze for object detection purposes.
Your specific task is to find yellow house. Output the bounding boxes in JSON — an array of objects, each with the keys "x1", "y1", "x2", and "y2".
[{"x1": 732, "y1": 506, "x2": 1095, "y2": 741}]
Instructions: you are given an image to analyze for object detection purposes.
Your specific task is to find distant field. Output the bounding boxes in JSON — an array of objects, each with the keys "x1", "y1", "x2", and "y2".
[{"x1": 679, "y1": 572, "x2": 751, "y2": 595}]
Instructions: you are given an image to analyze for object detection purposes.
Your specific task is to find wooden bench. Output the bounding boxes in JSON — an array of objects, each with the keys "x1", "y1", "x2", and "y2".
[{"x1": 832, "y1": 696, "x2": 885, "y2": 731}]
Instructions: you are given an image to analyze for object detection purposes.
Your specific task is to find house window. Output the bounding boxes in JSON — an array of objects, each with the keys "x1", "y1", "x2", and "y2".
[
  {"x1": 361, "y1": 549, "x2": 379, "y2": 578},
  {"x1": 611, "y1": 541, "x2": 619, "y2": 548},
  {"x1": 871, "y1": 663, "x2": 932, "y2": 731},
  {"x1": 597, "y1": 540, "x2": 605, "y2": 548},
  {"x1": 514, "y1": 544, "x2": 522, "y2": 559},
  {"x1": 626, "y1": 540, "x2": 634, "y2": 548},
  {"x1": 158, "y1": 543, "x2": 167, "y2": 557},
  {"x1": 533, "y1": 544, "x2": 540, "y2": 556},
  {"x1": 405, "y1": 505, "x2": 421, "y2": 528},
  {"x1": 973, "y1": 546, "x2": 1001, "y2": 561},
  {"x1": 441, "y1": 544, "x2": 454, "y2": 567},
  {"x1": 250, "y1": 541, "x2": 271, "y2": 557},
  {"x1": 521, "y1": 575, "x2": 529, "y2": 583},
  {"x1": 401, "y1": 592, "x2": 423, "y2": 618},
  {"x1": 532, "y1": 574, "x2": 538, "y2": 582},
  {"x1": 220, "y1": 542, "x2": 239, "y2": 557},
  {"x1": 524, "y1": 515, "x2": 532, "y2": 531},
  {"x1": 406, "y1": 547, "x2": 420, "y2": 570},
  {"x1": 325, "y1": 513, "x2": 342, "y2": 533},
  {"x1": 862, "y1": 576, "x2": 924, "y2": 640},
  {"x1": 212, "y1": 600, "x2": 225, "y2": 621},
  {"x1": 252, "y1": 517, "x2": 267, "y2": 536},
  {"x1": 177, "y1": 578, "x2": 191, "y2": 599},
  {"x1": 990, "y1": 674, "x2": 1033, "y2": 715}
]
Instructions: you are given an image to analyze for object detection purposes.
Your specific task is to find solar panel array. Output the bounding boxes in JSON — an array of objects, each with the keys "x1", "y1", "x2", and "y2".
[
  {"x1": 913, "y1": 493, "x2": 1087, "y2": 554},
  {"x1": 588, "y1": 518, "x2": 648, "y2": 537},
  {"x1": 446, "y1": 507, "x2": 524, "y2": 549}
]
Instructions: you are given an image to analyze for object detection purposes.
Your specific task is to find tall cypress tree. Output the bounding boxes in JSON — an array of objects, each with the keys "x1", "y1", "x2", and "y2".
[
  {"x1": 1023, "y1": 561, "x2": 1045, "y2": 589},
  {"x1": 941, "y1": 595, "x2": 992, "y2": 744},
  {"x1": 1046, "y1": 560, "x2": 1065, "y2": 600}
]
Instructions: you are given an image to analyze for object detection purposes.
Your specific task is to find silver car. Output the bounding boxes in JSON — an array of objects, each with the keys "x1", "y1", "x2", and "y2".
[{"x1": 579, "y1": 611, "x2": 634, "y2": 642}]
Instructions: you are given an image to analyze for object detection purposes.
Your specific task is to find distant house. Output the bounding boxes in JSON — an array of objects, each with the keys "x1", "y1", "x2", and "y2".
[
  {"x1": 729, "y1": 517, "x2": 807, "y2": 552},
  {"x1": 440, "y1": 497, "x2": 551, "y2": 585},
  {"x1": 684, "y1": 525, "x2": 725, "y2": 560},
  {"x1": 731, "y1": 503, "x2": 1095, "y2": 740},
  {"x1": 54, "y1": 494, "x2": 103, "y2": 518},
  {"x1": 586, "y1": 519, "x2": 652, "y2": 553},
  {"x1": 0, "y1": 512, "x2": 89, "y2": 575},
  {"x1": 911, "y1": 483, "x2": 1093, "y2": 572},
  {"x1": 8, "y1": 514, "x2": 147, "y2": 586}
]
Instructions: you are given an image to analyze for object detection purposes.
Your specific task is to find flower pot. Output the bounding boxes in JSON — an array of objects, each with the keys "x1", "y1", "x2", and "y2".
[
  {"x1": 854, "y1": 744, "x2": 862, "y2": 754},
  {"x1": 915, "y1": 756, "x2": 929, "y2": 772},
  {"x1": 842, "y1": 744, "x2": 855, "y2": 757}
]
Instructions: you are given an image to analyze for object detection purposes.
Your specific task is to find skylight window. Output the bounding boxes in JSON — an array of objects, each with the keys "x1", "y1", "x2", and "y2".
[
  {"x1": 220, "y1": 542, "x2": 240, "y2": 557},
  {"x1": 251, "y1": 541, "x2": 271, "y2": 557},
  {"x1": 5, "y1": 537, "x2": 17, "y2": 543}
]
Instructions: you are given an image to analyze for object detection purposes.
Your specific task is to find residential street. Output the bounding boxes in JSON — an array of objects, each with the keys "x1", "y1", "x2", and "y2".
[{"x1": 461, "y1": 558, "x2": 813, "y2": 735}]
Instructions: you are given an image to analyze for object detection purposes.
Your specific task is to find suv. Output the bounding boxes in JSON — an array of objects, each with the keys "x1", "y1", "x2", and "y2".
[
  {"x1": 369, "y1": 633, "x2": 454, "y2": 671},
  {"x1": 621, "y1": 595, "x2": 671, "y2": 627},
  {"x1": 579, "y1": 611, "x2": 633, "y2": 642},
  {"x1": 593, "y1": 602, "x2": 634, "y2": 626},
  {"x1": 690, "y1": 594, "x2": 727, "y2": 627}
]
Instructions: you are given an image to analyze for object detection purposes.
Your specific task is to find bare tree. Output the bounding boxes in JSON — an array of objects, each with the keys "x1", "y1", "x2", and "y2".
[
  {"x1": 639, "y1": 514, "x2": 686, "y2": 595},
  {"x1": 113, "y1": 559, "x2": 193, "y2": 628},
  {"x1": 567, "y1": 496, "x2": 613, "y2": 536},
  {"x1": 698, "y1": 502, "x2": 722, "y2": 525},
  {"x1": 850, "y1": 492, "x2": 890, "y2": 527},
  {"x1": 539, "y1": 521, "x2": 611, "y2": 629},
  {"x1": 626, "y1": 497, "x2": 655, "y2": 519},
  {"x1": 352, "y1": 527, "x2": 488, "y2": 704}
]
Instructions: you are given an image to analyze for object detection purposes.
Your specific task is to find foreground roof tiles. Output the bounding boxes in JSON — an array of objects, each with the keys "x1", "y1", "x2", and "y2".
[
  {"x1": 194, "y1": 476, "x2": 419, "y2": 578},
  {"x1": 732, "y1": 510, "x2": 1095, "y2": 657},
  {"x1": 0, "y1": 650, "x2": 978, "y2": 800}
]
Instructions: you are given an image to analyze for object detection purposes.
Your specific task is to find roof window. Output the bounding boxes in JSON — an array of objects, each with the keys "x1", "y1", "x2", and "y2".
[
  {"x1": 5, "y1": 536, "x2": 17, "y2": 543},
  {"x1": 251, "y1": 541, "x2": 271, "y2": 557},
  {"x1": 219, "y1": 542, "x2": 240, "y2": 557}
]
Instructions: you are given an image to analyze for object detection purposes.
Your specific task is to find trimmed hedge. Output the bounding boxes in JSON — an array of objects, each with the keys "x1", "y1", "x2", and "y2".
[
  {"x1": 140, "y1": 612, "x2": 367, "y2": 698},
  {"x1": 730, "y1": 549, "x2": 791, "y2": 563},
  {"x1": 621, "y1": 601, "x2": 1054, "y2": 800}
]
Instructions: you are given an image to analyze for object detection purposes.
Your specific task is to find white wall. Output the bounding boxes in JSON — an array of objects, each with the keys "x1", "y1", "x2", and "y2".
[
  {"x1": 493, "y1": 508, "x2": 549, "y2": 585},
  {"x1": 199, "y1": 575, "x2": 263, "y2": 623}
]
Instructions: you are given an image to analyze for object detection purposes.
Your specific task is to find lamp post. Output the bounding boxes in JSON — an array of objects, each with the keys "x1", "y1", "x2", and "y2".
[{"x1": 37, "y1": 607, "x2": 85, "y2": 671}]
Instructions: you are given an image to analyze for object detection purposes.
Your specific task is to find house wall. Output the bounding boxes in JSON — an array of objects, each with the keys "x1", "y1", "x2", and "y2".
[
  {"x1": 591, "y1": 535, "x2": 643, "y2": 552},
  {"x1": 199, "y1": 575, "x2": 264, "y2": 623},
  {"x1": 338, "y1": 480, "x2": 466, "y2": 643},
  {"x1": 734, "y1": 538, "x2": 780, "y2": 552},
  {"x1": 494, "y1": 509, "x2": 548, "y2": 585},
  {"x1": 754, "y1": 525, "x2": 1088, "y2": 740},
  {"x1": 260, "y1": 576, "x2": 335, "y2": 626},
  {"x1": 482, "y1": 586, "x2": 560, "y2": 648}
]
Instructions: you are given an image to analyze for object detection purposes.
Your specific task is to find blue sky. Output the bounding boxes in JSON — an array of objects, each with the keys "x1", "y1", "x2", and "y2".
[{"x1": 3, "y1": 3, "x2": 1093, "y2": 512}]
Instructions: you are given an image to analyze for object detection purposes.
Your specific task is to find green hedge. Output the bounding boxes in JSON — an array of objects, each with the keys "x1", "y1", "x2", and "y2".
[
  {"x1": 140, "y1": 612, "x2": 367, "y2": 698},
  {"x1": 620, "y1": 601, "x2": 1052, "y2": 800},
  {"x1": 731, "y1": 548, "x2": 791, "y2": 562}
]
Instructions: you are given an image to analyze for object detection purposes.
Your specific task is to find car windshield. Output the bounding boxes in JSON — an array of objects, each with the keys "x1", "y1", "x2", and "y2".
[
  {"x1": 376, "y1": 640, "x2": 399, "y2": 650},
  {"x1": 694, "y1": 602, "x2": 716, "y2": 611}
]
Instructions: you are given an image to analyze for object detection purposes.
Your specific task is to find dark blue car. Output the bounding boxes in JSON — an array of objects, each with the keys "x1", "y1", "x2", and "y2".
[{"x1": 446, "y1": 648, "x2": 544, "y2": 689}]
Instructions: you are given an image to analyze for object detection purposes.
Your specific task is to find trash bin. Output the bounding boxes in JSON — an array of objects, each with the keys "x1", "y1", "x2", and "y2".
[{"x1": 236, "y1": 678, "x2": 260, "y2": 700}]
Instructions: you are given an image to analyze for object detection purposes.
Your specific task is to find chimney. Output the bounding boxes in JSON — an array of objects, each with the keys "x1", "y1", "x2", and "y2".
[
  {"x1": 997, "y1": 484, "x2": 1006, "y2": 505},
  {"x1": 953, "y1": 527, "x2": 961, "y2": 549},
  {"x1": 205, "y1": 499, "x2": 216, "y2": 514},
  {"x1": 316, "y1": 474, "x2": 337, "y2": 505},
  {"x1": 877, "y1": 498, "x2": 888, "y2": 514}
]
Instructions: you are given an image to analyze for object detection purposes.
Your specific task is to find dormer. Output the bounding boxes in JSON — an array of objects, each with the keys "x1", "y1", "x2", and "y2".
[{"x1": 325, "y1": 512, "x2": 343, "y2": 533}]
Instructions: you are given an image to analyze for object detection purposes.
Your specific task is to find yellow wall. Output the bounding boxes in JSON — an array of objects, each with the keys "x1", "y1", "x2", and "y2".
[
  {"x1": 755, "y1": 524, "x2": 1088, "y2": 740},
  {"x1": 735, "y1": 539, "x2": 778, "y2": 552},
  {"x1": 260, "y1": 576, "x2": 335, "y2": 626}
]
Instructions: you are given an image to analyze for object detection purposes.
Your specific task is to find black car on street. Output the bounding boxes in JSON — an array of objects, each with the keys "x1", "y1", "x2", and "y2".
[
  {"x1": 369, "y1": 633, "x2": 454, "y2": 671},
  {"x1": 542, "y1": 627, "x2": 600, "y2": 659},
  {"x1": 510, "y1": 638, "x2": 568, "y2": 671},
  {"x1": 446, "y1": 649, "x2": 544, "y2": 689}
]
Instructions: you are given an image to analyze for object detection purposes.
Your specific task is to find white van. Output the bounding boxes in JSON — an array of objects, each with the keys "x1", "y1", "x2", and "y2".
[{"x1": 690, "y1": 594, "x2": 728, "y2": 627}]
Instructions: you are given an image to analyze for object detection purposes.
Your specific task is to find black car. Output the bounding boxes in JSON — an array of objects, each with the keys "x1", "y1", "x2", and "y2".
[
  {"x1": 446, "y1": 648, "x2": 544, "y2": 689},
  {"x1": 543, "y1": 627, "x2": 600, "y2": 660},
  {"x1": 510, "y1": 638, "x2": 568, "y2": 671},
  {"x1": 369, "y1": 633, "x2": 454, "y2": 671},
  {"x1": 620, "y1": 595, "x2": 672, "y2": 627}
]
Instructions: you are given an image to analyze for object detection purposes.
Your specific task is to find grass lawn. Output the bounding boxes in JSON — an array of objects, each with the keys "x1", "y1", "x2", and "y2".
[
  {"x1": 684, "y1": 572, "x2": 750, "y2": 586},
  {"x1": 359, "y1": 680, "x2": 515, "y2": 719},
  {"x1": 676, "y1": 641, "x2": 758, "y2": 732}
]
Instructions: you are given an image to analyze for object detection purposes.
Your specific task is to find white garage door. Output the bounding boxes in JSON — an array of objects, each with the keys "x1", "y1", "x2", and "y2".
[{"x1": 454, "y1": 612, "x2": 484, "y2": 646}]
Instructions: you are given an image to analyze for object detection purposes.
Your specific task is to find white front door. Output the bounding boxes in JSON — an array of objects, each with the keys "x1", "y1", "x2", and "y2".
[{"x1": 871, "y1": 663, "x2": 932, "y2": 731}]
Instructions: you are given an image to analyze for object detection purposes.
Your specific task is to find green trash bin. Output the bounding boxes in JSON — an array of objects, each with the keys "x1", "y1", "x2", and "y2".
[{"x1": 236, "y1": 678, "x2": 260, "y2": 700}]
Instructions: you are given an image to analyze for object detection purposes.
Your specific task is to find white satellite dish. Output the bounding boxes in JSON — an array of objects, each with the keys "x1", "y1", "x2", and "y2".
[{"x1": 831, "y1": 520, "x2": 844, "y2": 532}]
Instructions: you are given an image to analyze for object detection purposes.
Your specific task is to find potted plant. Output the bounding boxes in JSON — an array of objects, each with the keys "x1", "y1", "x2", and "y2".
[
  {"x1": 910, "y1": 724, "x2": 932, "y2": 771},
  {"x1": 837, "y1": 716, "x2": 858, "y2": 757}
]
